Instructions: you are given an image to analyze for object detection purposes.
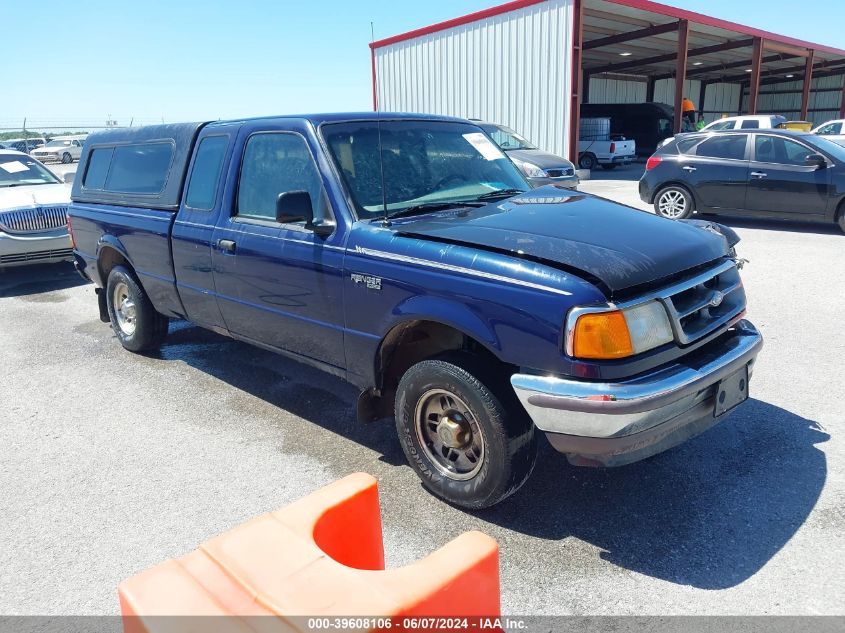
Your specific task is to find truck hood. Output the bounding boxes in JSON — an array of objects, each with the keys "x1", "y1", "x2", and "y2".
[
  {"x1": 505, "y1": 148, "x2": 574, "y2": 170},
  {"x1": 0, "y1": 183, "x2": 72, "y2": 209},
  {"x1": 394, "y1": 187, "x2": 729, "y2": 297}
]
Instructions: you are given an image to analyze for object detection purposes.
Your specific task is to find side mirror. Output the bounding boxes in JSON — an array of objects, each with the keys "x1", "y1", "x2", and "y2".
[
  {"x1": 62, "y1": 171, "x2": 76, "y2": 184},
  {"x1": 276, "y1": 190, "x2": 313, "y2": 224},
  {"x1": 805, "y1": 154, "x2": 827, "y2": 169},
  {"x1": 275, "y1": 190, "x2": 335, "y2": 237}
]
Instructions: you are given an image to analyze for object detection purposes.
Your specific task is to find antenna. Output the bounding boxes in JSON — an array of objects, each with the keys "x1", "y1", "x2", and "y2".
[{"x1": 371, "y1": 21, "x2": 389, "y2": 225}]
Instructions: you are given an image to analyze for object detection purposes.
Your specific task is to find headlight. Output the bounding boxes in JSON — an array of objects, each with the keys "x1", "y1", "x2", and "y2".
[
  {"x1": 512, "y1": 159, "x2": 547, "y2": 178},
  {"x1": 567, "y1": 301, "x2": 674, "y2": 359}
]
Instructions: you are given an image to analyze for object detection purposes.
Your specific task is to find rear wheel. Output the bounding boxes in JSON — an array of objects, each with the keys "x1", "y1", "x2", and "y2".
[
  {"x1": 395, "y1": 353, "x2": 537, "y2": 509},
  {"x1": 578, "y1": 153, "x2": 597, "y2": 170},
  {"x1": 655, "y1": 185, "x2": 694, "y2": 220},
  {"x1": 106, "y1": 265, "x2": 169, "y2": 352}
]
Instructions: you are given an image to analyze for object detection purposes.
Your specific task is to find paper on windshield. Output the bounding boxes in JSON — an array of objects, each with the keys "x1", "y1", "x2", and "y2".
[
  {"x1": 0, "y1": 160, "x2": 29, "y2": 174},
  {"x1": 463, "y1": 133, "x2": 506, "y2": 161}
]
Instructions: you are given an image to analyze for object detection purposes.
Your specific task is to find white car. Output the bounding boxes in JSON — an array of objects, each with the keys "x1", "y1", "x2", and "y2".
[
  {"x1": 30, "y1": 135, "x2": 87, "y2": 164},
  {"x1": 657, "y1": 114, "x2": 788, "y2": 150},
  {"x1": 812, "y1": 119, "x2": 845, "y2": 146},
  {"x1": 700, "y1": 114, "x2": 787, "y2": 131},
  {"x1": 0, "y1": 150, "x2": 74, "y2": 267}
]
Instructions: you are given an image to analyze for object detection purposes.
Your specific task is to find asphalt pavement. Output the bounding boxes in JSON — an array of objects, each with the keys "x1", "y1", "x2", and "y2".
[{"x1": 0, "y1": 165, "x2": 843, "y2": 615}]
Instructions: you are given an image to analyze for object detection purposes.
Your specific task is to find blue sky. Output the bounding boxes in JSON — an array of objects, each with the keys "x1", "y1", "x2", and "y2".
[{"x1": 3, "y1": 0, "x2": 844, "y2": 126}]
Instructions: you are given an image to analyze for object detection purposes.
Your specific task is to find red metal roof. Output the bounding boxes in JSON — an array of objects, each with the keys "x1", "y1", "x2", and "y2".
[{"x1": 371, "y1": 0, "x2": 845, "y2": 59}]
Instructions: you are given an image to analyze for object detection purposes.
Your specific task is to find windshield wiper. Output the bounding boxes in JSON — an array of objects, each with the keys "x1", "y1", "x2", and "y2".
[
  {"x1": 474, "y1": 188, "x2": 527, "y2": 201},
  {"x1": 387, "y1": 201, "x2": 483, "y2": 220}
]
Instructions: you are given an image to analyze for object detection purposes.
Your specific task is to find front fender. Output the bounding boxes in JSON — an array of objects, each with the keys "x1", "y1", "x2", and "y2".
[{"x1": 389, "y1": 295, "x2": 502, "y2": 355}]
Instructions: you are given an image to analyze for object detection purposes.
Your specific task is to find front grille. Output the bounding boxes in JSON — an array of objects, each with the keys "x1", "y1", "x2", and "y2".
[
  {"x1": 0, "y1": 206, "x2": 69, "y2": 234},
  {"x1": 545, "y1": 168, "x2": 575, "y2": 178},
  {"x1": 0, "y1": 247, "x2": 73, "y2": 265},
  {"x1": 660, "y1": 261, "x2": 746, "y2": 345}
]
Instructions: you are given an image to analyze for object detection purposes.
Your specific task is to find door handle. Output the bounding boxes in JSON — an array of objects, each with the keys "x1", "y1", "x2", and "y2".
[
  {"x1": 751, "y1": 172, "x2": 768, "y2": 179},
  {"x1": 682, "y1": 165, "x2": 697, "y2": 172},
  {"x1": 218, "y1": 239, "x2": 237, "y2": 253}
]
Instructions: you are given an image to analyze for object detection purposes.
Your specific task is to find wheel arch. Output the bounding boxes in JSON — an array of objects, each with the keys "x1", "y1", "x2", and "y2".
[
  {"x1": 96, "y1": 236, "x2": 134, "y2": 287},
  {"x1": 357, "y1": 316, "x2": 513, "y2": 423}
]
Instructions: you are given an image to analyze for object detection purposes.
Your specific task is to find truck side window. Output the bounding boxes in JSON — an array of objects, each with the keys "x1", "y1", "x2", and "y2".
[
  {"x1": 236, "y1": 133, "x2": 327, "y2": 222},
  {"x1": 185, "y1": 135, "x2": 228, "y2": 210},
  {"x1": 84, "y1": 147, "x2": 114, "y2": 189}
]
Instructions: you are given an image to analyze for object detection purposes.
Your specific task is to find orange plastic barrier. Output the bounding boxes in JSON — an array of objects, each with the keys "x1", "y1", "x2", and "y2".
[{"x1": 119, "y1": 473, "x2": 500, "y2": 632}]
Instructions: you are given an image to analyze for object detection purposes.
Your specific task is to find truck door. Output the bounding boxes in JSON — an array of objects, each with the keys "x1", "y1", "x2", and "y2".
[
  {"x1": 171, "y1": 126, "x2": 238, "y2": 333},
  {"x1": 210, "y1": 122, "x2": 346, "y2": 370}
]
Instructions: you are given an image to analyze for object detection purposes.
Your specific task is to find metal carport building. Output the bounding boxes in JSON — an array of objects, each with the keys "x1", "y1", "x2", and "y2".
[{"x1": 370, "y1": 0, "x2": 845, "y2": 162}]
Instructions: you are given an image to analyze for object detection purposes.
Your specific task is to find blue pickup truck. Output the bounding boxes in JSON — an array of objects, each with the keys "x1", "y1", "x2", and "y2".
[{"x1": 68, "y1": 113, "x2": 763, "y2": 508}]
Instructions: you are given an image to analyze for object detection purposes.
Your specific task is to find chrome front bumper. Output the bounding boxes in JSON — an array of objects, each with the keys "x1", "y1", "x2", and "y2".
[
  {"x1": 510, "y1": 320, "x2": 764, "y2": 466},
  {"x1": 0, "y1": 230, "x2": 73, "y2": 267}
]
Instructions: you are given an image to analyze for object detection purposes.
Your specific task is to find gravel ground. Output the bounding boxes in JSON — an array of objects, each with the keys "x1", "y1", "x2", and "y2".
[{"x1": 0, "y1": 166, "x2": 843, "y2": 615}]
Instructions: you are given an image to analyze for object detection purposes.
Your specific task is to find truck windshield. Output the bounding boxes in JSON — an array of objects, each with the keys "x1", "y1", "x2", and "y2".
[
  {"x1": 321, "y1": 120, "x2": 529, "y2": 220},
  {"x1": 0, "y1": 154, "x2": 60, "y2": 187}
]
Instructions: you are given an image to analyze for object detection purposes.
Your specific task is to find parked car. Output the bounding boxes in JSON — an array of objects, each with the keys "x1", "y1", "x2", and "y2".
[
  {"x1": 812, "y1": 119, "x2": 845, "y2": 146},
  {"x1": 2, "y1": 138, "x2": 47, "y2": 154},
  {"x1": 31, "y1": 135, "x2": 86, "y2": 163},
  {"x1": 581, "y1": 102, "x2": 675, "y2": 157},
  {"x1": 476, "y1": 121, "x2": 579, "y2": 188},
  {"x1": 701, "y1": 115, "x2": 788, "y2": 132},
  {"x1": 68, "y1": 114, "x2": 762, "y2": 509},
  {"x1": 640, "y1": 129, "x2": 845, "y2": 232},
  {"x1": 0, "y1": 150, "x2": 74, "y2": 267}
]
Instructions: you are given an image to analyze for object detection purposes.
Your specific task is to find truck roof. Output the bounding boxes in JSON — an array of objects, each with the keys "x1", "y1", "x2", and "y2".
[{"x1": 71, "y1": 114, "x2": 477, "y2": 210}]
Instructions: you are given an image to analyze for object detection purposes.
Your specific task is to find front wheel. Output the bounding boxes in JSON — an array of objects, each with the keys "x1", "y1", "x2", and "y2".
[
  {"x1": 838, "y1": 208, "x2": 845, "y2": 234},
  {"x1": 395, "y1": 353, "x2": 537, "y2": 509},
  {"x1": 655, "y1": 185, "x2": 694, "y2": 220},
  {"x1": 61, "y1": 152, "x2": 72, "y2": 164},
  {"x1": 106, "y1": 265, "x2": 169, "y2": 352}
]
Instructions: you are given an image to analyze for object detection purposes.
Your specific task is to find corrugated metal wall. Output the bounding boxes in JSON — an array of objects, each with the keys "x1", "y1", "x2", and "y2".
[
  {"x1": 702, "y1": 83, "x2": 743, "y2": 121},
  {"x1": 585, "y1": 76, "x2": 742, "y2": 122},
  {"x1": 588, "y1": 76, "x2": 646, "y2": 103},
  {"x1": 373, "y1": 0, "x2": 574, "y2": 157},
  {"x1": 740, "y1": 75, "x2": 844, "y2": 125}
]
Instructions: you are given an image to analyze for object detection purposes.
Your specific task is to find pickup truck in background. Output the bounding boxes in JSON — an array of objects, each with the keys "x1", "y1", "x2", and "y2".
[
  {"x1": 578, "y1": 118, "x2": 636, "y2": 170},
  {"x1": 68, "y1": 114, "x2": 763, "y2": 509}
]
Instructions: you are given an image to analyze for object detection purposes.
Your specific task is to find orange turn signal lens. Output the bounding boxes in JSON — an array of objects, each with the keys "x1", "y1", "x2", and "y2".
[{"x1": 572, "y1": 310, "x2": 634, "y2": 359}]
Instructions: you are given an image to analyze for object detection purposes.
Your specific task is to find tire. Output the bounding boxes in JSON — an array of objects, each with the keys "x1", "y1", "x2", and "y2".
[
  {"x1": 61, "y1": 152, "x2": 71, "y2": 164},
  {"x1": 654, "y1": 185, "x2": 694, "y2": 220},
  {"x1": 601, "y1": 164, "x2": 617, "y2": 171},
  {"x1": 395, "y1": 353, "x2": 537, "y2": 509},
  {"x1": 105, "y1": 265, "x2": 169, "y2": 352},
  {"x1": 579, "y1": 153, "x2": 597, "y2": 170},
  {"x1": 837, "y1": 206, "x2": 845, "y2": 234}
]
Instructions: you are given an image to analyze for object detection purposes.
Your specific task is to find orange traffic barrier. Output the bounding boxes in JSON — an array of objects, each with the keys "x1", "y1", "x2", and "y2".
[{"x1": 119, "y1": 473, "x2": 500, "y2": 632}]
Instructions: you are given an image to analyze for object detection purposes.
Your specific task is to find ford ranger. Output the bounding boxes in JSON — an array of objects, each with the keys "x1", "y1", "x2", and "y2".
[{"x1": 68, "y1": 114, "x2": 763, "y2": 509}]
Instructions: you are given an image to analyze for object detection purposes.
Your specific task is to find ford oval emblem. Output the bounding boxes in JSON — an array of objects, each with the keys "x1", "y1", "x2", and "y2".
[{"x1": 709, "y1": 291, "x2": 724, "y2": 308}]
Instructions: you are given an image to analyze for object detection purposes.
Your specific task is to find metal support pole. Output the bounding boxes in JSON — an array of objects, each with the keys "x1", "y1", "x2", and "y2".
[
  {"x1": 673, "y1": 20, "x2": 689, "y2": 133},
  {"x1": 646, "y1": 77, "x2": 656, "y2": 102},
  {"x1": 748, "y1": 37, "x2": 764, "y2": 114},
  {"x1": 801, "y1": 50, "x2": 815, "y2": 121},
  {"x1": 569, "y1": 0, "x2": 583, "y2": 164},
  {"x1": 840, "y1": 77, "x2": 845, "y2": 118}
]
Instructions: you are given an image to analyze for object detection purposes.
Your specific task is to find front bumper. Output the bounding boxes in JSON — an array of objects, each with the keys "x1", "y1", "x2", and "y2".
[
  {"x1": 511, "y1": 320, "x2": 763, "y2": 467},
  {"x1": 32, "y1": 153, "x2": 60, "y2": 163},
  {"x1": 0, "y1": 230, "x2": 73, "y2": 267}
]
